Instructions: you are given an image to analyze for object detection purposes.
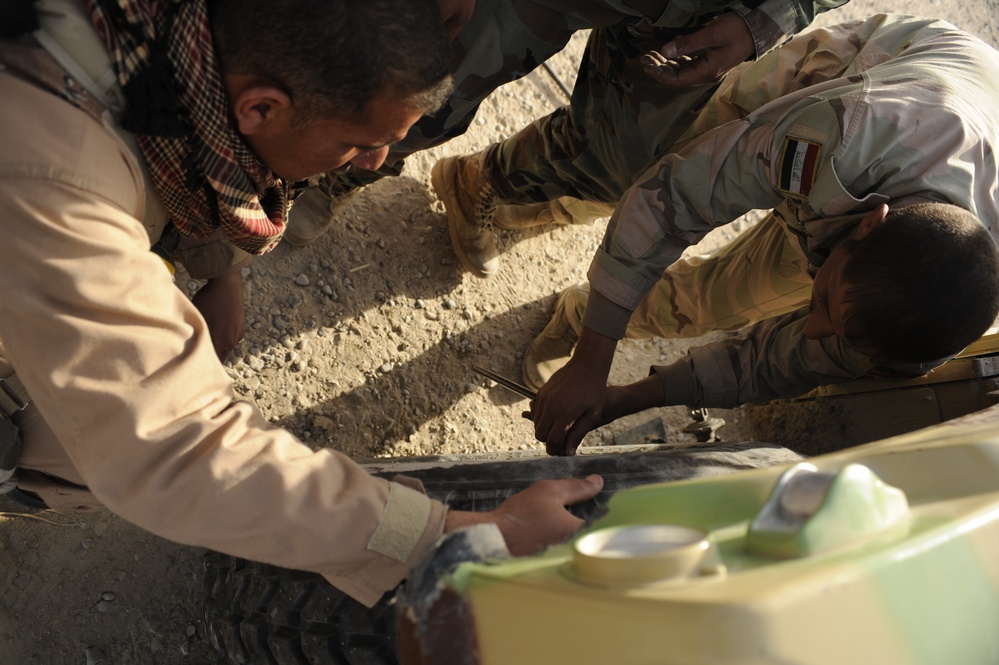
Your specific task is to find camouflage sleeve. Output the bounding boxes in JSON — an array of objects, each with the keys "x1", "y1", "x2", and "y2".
[
  {"x1": 731, "y1": 0, "x2": 851, "y2": 58},
  {"x1": 651, "y1": 307, "x2": 951, "y2": 407},
  {"x1": 650, "y1": 308, "x2": 877, "y2": 408},
  {"x1": 584, "y1": 111, "x2": 785, "y2": 338}
]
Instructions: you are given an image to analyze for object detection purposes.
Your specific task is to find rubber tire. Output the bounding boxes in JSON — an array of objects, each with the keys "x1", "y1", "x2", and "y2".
[{"x1": 204, "y1": 442, "x2": 799, "y2": 664}]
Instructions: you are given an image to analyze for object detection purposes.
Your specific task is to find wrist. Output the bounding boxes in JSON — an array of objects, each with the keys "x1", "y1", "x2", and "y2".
[
  {"x1": 443, "y1": 508, "x2": 494, "y2": 534},
  {"x1": 572, "y1": 327, "x2": 618, "y2": 374}
]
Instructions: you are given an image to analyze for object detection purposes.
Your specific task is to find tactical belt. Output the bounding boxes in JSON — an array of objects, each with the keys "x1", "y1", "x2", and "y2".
[{"x1": 0, "y1": 373, "x2": 30, "y2": 494}]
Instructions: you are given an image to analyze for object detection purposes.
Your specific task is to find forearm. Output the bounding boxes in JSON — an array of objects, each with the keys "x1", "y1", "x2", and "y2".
[{"x1": 602, "y1": 374, "x2": 668, "y2": 423}]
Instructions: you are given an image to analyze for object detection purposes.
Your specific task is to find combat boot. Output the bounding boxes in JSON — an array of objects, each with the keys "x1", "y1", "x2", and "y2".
[
  {"x1": 522, "y1": 283, "x2": 589, "y2": 391},
  {"x1": 284, "y1": 176, "x2": 360, "y2": 247},
  {"x1": 431, "y1": 152, "x2": 500, "y2": 278}
]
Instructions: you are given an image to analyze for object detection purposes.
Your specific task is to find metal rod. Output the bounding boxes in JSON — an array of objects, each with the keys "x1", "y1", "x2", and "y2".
[
  {"x1": 541, "y1": 62, "x2": 572, "y2": 102},
  {"x1": 472, "y1": 365, "x2": 538, "y2": 400}
]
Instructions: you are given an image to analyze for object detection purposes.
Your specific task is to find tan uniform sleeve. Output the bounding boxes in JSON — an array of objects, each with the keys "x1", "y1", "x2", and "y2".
[{"x1": 0, "y1": 72, "x2": 444, "y2": 607}]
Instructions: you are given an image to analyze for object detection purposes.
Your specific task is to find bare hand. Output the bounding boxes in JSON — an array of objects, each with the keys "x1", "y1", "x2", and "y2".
[
  {"x1": 641, "y1": 13, "x2": 755, "y2": 88},
  {"x1": 445, "y1": 475, "x2": 604, "y2": 556},
  {"x1": 435, "y1": 0, "x2": 475, "y2": 41},
  {"x1": 191, "y1": 271, "x2": 245, "y2": 363},
  {"x1": 529, "y1": 329, "x2": 617, "y2": 456}
]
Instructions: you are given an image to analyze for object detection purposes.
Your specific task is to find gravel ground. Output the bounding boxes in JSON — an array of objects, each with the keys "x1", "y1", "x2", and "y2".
[{"x1": 2, "y1": 2, "x2": 997, "y2": 662}]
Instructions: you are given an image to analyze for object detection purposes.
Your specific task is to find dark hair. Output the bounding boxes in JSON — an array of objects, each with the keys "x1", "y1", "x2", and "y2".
[
  {"x1": 841, "y1": 202, "x2": 999, "y2": 363},
  {"x1": 209, "y1": 0, "x2": 453, "y2": 123}
]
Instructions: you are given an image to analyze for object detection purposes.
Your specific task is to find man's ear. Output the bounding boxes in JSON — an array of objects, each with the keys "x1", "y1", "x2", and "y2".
[
  {"x1": 230, "y1": 84, "x2": 293, "y2": 136},
  {"x1": 854, "y1": 203, "x2": 889, "y2": 240}
]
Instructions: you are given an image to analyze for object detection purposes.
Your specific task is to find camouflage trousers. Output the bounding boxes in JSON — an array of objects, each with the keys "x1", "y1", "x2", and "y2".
[
  {"x1": 563, "y1": 214, "x2": 814, "y2": 340},
  {"x1": 319, "y1": 0, "x2": 733, "y2": 198}
]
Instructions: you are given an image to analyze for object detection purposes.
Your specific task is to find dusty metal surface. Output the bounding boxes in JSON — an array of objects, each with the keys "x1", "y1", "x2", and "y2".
[{"x1": 749, "y1": 353, "x2": 999, "y2": 455}]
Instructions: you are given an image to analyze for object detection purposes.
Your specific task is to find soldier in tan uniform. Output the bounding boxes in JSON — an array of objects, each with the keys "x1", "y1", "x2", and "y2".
[
  {"x1": 511, "y1": 15, "x2": 999, "y2": 455},
  {"x1": 0, "y1": 0, "x2": 602, "y2": 607}
]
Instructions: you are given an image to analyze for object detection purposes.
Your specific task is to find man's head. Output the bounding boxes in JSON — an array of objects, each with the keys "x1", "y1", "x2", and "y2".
[
  {"x1": 804, "y1": 202, "x2": 999, "y2": 364},
  {"x1": 208, "y1": 0, "x2": 453, "y2": 180}
]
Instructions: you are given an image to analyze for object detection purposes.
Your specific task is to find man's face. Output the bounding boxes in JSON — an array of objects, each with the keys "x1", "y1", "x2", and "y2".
[
  {"x1": 245, "y1": 94, "x2": 424, "y2": 182},
  {"x1": 802, "y1": 244, "x2": 852, "y2": 341},
  {"x1": 802, "y1": 205, "x2": 887, "y2": 347}
]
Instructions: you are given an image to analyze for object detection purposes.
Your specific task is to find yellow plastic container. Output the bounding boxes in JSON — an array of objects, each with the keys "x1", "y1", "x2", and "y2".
[{"x1": 421, "y1": 405, "x2": 999, "y2": 665}]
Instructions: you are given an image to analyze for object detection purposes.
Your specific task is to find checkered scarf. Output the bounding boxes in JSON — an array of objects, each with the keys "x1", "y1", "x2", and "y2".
[{"x1": 86, "y1": 0, "x2": 290, "y2": 254}]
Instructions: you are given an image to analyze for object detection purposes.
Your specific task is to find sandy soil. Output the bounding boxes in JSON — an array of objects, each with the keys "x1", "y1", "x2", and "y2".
[{"x1": 2, "y1": 2, "x2": 998, "y2": 662}]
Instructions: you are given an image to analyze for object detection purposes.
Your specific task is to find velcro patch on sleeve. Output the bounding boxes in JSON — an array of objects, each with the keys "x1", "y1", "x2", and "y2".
[{"x1": 778, "y1": 137, "x2": 821, "y2": 197}]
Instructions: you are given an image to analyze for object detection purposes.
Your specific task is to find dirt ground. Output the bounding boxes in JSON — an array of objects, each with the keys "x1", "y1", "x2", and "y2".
[{"x1": 3, "y1": 2, "x2": 998, "y2": 663}]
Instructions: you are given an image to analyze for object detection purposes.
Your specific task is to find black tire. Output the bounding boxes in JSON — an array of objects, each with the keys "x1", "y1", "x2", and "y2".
[{"x1": 204, "y1": 442, "x2": 798, "y2": 664}]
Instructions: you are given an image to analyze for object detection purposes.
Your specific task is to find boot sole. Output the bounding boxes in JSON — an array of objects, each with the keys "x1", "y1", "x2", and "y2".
[{"x1": 431, "y1": 159, "x2": 496, "y2": 278}]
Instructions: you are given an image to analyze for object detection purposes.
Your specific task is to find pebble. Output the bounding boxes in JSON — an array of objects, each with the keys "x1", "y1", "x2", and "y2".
[
  {"x1": 379, "y1": 363, "x2": 394, "y2": 373},
  {"x1": 295, "y1": 274, "x2": 310, "y2": 286},
  {"x1": 85, "y1": 647, "x2": 104, "y2": 665},
  {"x1": 81, "y1": 539, "x2": 94, "y2": 549},
  {"x1": 96, "y1": 600, "x2": 111, "y2": 613},
  {"x1": 101, "y1": 592, "x2": 116, "y2": 601}
]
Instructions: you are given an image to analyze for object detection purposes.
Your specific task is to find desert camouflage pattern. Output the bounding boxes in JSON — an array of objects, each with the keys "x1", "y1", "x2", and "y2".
[
  {"x1": 315, "y1": 0, "x2": 847, "y2": 198},
  {"x1": 574, "y1": 14, "x2": 999, "y2": 407}
]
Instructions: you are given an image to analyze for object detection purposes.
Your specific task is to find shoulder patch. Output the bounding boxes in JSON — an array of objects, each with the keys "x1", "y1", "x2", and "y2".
[{"x1": 778, "y1": 137, "x2": 821, "y2": 197}]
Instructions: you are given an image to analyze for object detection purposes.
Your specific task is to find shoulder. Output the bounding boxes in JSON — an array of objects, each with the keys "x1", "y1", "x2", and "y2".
[{"x1": 0, "y1": 71, "x2": 143, "y2": 216}]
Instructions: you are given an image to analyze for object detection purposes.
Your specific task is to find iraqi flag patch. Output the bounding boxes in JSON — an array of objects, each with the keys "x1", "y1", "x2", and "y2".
[{"x1": 778, "y1": 137, "x2": 821, "y2": 197}]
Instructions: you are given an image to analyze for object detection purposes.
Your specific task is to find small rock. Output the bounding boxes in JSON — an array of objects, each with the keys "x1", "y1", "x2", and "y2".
[
  {"x1": 85, "y1": 646, "x2": 104, "y2": 665},
  {"x1": 81, "y1": 539, "x2": 94, "y2": 549},
  {"x1": 101, "y1": 592, "x2": 116, "y2": 602},
  {"x1": 96, "y1": 600, "x2": 110, "y2": 613},
  {"x1": 294, "y1": 274, "x2": 310, "y2": 287}
]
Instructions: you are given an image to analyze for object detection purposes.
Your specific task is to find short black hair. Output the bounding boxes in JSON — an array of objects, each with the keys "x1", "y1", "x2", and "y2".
[
  {"x1": 841, "y1": 202, "x2": 999, "y2": 364},
  {"x1": 209, "y1": 0, "x2": 453, "y2": 123}
]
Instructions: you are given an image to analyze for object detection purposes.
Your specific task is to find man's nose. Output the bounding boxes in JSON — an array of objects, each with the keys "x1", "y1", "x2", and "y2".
[
  {"x1": 802, "y1": 307, "x2": 834, "y2": 340},
  {"x1": 349, "y1": 146, "x2": 390, "y2": 171}
]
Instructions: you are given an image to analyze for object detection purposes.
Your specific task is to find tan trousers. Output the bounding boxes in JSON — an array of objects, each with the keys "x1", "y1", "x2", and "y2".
[{"x1": 567, "y1": 213, "x2": 814, "y2": 339}]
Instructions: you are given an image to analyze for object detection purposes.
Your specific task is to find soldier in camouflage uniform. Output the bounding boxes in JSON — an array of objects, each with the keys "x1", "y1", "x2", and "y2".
[
  {"x1": 287, "y1": 0, "x2": 849, "y2": 247},
  {"x1": 518, "y1": 14, "x2": 999, "y2": 455}
]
